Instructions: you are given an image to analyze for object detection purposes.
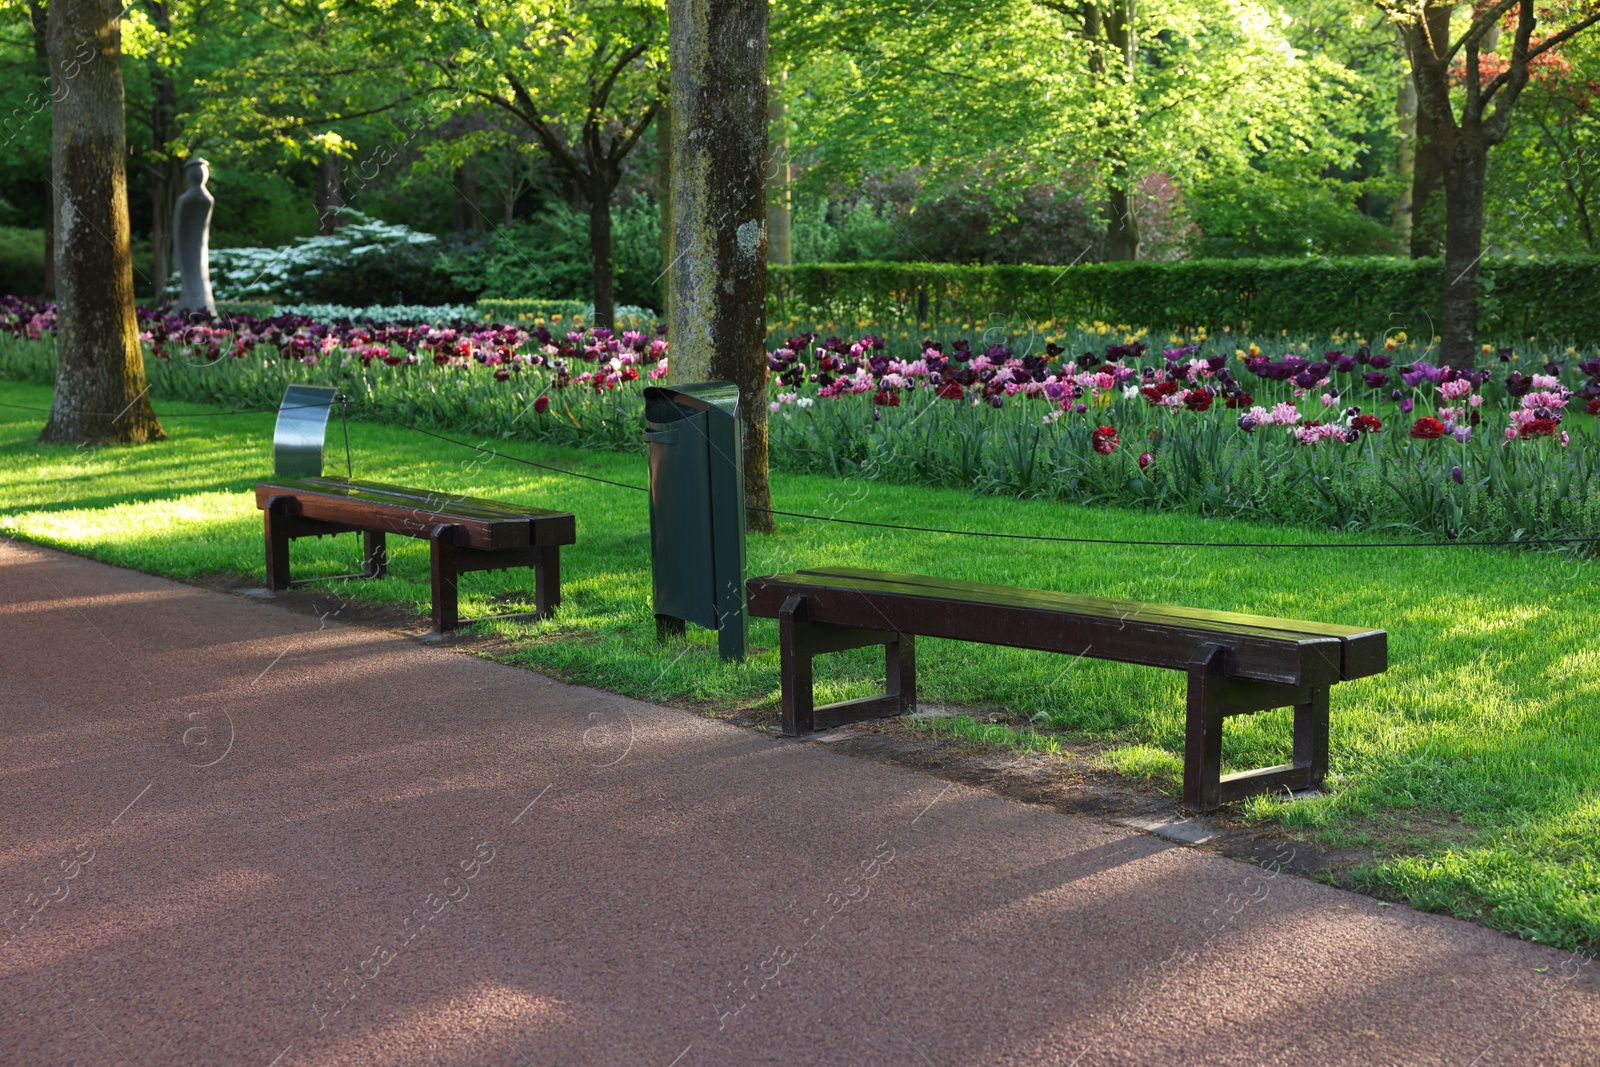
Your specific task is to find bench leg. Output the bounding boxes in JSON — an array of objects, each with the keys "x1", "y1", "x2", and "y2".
[
  {"x1": 362, "y1": 530, "x2": 388, "y2": 579},
  {"x1": 430, "y1": 537, "x2": 460, "y2": 633},
  {"x1": 534, "y1": 546, "x2": 560, "y2": 619},
  {"x1": 1183, "y1": 644, "x2": 1330, "y2": 813},
  {"x1": 778, "y1": 595, "x2": 915, "y2": 736},
  {"x1": 886, "y1": 633, "x2": 916, "y2": 713},
  {"x1": 779, "y1": 597, "x2": 816, "y2": 735},
  {"x1": 264, "y1": 503, "x2": 292, "y2": 592},
  {"x1": 1183, "y1": 647, "x2": 1228, "y2": 813}
]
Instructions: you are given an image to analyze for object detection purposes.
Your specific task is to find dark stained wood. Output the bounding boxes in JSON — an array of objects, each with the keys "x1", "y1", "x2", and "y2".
[
  {"x1": 255, "y1": 477, "x2": 577, "y2": 551},
  {"x1": 802, "y1": 566, "x2": 1387, "y2": 681},
  {"x1": 750, "y1": 572, "x2": 1341, "y2": 688},
  {"x1": 778, "y1": 593, "x2": 914, "y2": 736},
  {"x1": 749, "y1": 568, "x2": 1385, "y2": 813},
  {"x1": 254, "y1": 477, "x2": 575, "y2": 633}
]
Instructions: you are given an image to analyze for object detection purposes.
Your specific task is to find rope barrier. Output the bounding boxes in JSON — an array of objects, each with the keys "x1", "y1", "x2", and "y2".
[
  {"x1": 0, "y1": 401, "x2": 332, "y2": 418},
  {"x1": 4, "y1": 394, "x2": 1595, "y2": 552},
  {"x1": 403, "y1": 426, "x2": 1600, "y2": 551}
]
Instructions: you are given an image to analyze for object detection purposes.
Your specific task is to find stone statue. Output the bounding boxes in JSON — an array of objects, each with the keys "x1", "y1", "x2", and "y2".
[{"x1": 174, "y1": 158, "x2": 216, "y2": 315}]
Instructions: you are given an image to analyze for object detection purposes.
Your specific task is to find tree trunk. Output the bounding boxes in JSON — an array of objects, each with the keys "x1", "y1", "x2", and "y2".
[
  {"x1": 453, "y1": 161, "x2": 482, "y2": 233},
  {"x1": 657, "y1": 102, "x2": 672, "y2": 319},
  {"x1": 41, "y1": 0, "x2": 161, "y2": 445},
  {"x1": 1088, "y1": 1, "x2": 1139, "y2": 261},
  {"x1": 588, "y1": 187, "x2": 616, "y2": 327},
  {"x1": 1393, "y1": 55, "x2": 1416, "y2": 253},
  {"x1": 1408, "y1": 3, "x2": 1453, "y2": 259},
  {"x1": 1440, "y1": 136, "x2": 1487, "y2": 369},
  {"x1": 1104, "y1": 182, "x2": 1139, "y2": 261},
  {"x1": 765, "y1": 74, "x2": 791, "y2": 265},
  {"x1": 317, "y1": 153, "x2": 346, "y2": 233},
  {"x1": 36, "y1": 181, "x2": 57, "y2": 300},
  {"x1": 668, "y1": 0, "x2": 774, "y2": 534},
  {"x1": 1411, "y1": 105, "x2": 1447, "y2": 257},
  {"x1": 147, "y1": 0, "x2": 178, "y2": 303},
  {"x1": 150, "y1": 161, "x2": 177, "y2": 304},
  {"x1": 25, "y1": 4, "x2": 54, "y2": 299}
]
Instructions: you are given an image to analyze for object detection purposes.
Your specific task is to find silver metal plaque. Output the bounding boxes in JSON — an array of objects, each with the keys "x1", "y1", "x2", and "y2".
[{"x1": 273, "y1": 384, "x2": 338, "y2": 478}]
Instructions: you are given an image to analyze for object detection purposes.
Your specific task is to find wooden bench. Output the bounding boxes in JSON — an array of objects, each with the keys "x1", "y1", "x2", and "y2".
[
  {"x1": 746, "y1": 567, "x2": 1387, "y2": 812},
  {"x1": 254, "y1": 477, "x2": 576, "y2": 633}
]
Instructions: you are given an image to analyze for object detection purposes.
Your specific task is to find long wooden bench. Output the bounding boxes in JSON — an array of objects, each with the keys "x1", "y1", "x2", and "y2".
[
  {"x1": 254, "y1": 477, "x2": 576, "y2": 633},
  {"x1": 746, "y1": 566, "x2": 1387, "y2": 812}
]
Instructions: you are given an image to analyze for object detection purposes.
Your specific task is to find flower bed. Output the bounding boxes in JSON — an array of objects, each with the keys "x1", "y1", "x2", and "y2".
[{"x1": 3, "y1": 295, "x2": 1598, "y2": 544}]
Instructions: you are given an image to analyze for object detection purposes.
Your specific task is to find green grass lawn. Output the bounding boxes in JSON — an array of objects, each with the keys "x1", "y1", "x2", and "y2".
[{"x1": 2, "y1": 378, "x2": 1597, "y2": 952}]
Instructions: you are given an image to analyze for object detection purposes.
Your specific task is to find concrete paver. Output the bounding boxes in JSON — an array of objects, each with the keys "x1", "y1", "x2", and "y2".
[{"x1": 1, "y1": 539, "x2": 1595, "y2": 1066}]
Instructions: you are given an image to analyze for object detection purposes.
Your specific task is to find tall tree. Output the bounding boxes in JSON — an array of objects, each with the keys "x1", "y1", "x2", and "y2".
[
  {"x1": 142, "y1": 0, "x2": 183, "y2": 301},
  {"x1": 42, "y1": 0, "x2": 161, "y2": 444},
  {"x1": 401, "y1": 0, "x2": 668, "y2": 326},
  {"x1": 668, "y1": 0, "x2": 773, "y2": 532},
  {"x1": 1060, "y1": 0, "x2": 1141, "y2": 259},
  {"x1": 776, "y1": 0, "x2": 1377, "y2": 263},
  {"x1": 0, "y1": 1, "x2": 58, "y2": 297},
  {"x1": 1383, "y1": 0, "x2": 1600, "y2": 366}
]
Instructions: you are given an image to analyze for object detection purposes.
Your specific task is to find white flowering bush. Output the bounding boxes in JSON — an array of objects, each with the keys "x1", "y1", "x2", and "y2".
[
  {"x1": 174, "y1": 210, "x2": 441, "y2": 301},
  {"x1": 271, "y1": 303, "x2": 477, "y2": 324}
]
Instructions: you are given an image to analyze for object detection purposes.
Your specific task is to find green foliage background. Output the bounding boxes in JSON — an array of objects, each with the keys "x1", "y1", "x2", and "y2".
[{"x1": 767, "y1": 257, "x2": 1600, "y2": 340}]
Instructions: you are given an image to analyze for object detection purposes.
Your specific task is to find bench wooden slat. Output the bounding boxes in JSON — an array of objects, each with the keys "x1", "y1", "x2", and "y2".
[
  {"x1": 295, "y1": 477, "x2": 559, "y2": 522},
  {"x1": 254, "y1": 476, "x2": 575, "y2": 632},
  {"x1": 795, "y1": 566, "x2": 1386, "y2": 681},
  {"x1": 748, "y1": 572, "x2": 1343, "y2": 687},
  {"x1": 255, "y1": 478, "x2": 577, "y2": 551}
]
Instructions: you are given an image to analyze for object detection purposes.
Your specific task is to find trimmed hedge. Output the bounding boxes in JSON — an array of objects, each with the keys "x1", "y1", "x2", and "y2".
[
  {"x1": 475, "y1": 298, "x2": 591, "y2": 323},
  {"x1": 768, "y1": 257, "x2": 1600, "y2": 340}
]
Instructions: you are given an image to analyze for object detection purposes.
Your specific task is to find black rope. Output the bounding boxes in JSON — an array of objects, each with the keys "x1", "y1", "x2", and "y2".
[
  {"x1": 0, "y1": 401, "x2": 333, "y2": 418},
  {"x1": 752, "y1": 508, "x2": 1599, "y2": 550},
  {"x1": 406, "y1": 425, "x2": 1599, "y2": 551},
  {"x1": 5, "y1": 394, "x2": 1594, "y2": 552},
  {"x1": 404, "y1": 426, "x2": 652, "y2": 493}
]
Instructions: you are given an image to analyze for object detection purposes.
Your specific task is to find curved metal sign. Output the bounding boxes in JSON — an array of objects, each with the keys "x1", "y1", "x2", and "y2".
[{"x1": 273, "y1": 384, "x2": 338, "y2": 478}]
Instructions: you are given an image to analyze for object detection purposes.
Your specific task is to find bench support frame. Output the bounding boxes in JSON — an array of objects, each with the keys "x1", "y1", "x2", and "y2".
[
  {"x1": 263, "y1": 497, "x2": 561, "y2": 633},
  {"x1": 768, "y1": 607, "x2": 1330, "y2": 812},
  {"x1": 778, "y1": 595, "x2": 916, "y2": 735},
  {"x1": 1184, "y1": 644, "x2": 1329, "y2": 812}
]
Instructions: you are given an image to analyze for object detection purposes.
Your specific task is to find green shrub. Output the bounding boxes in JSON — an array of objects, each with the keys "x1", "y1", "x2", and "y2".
[
  {"x1": 444, "y1": 195, "x2": 663, "y2": 309},
  {"x1": 0, "y1": 227, "x2": 45, "y2": 298},
  {"x1": 768, "y1": 256, "x2": 1600, "y2": 341},
  {"x1": 291, "y1": 236, "x2": 474, "y2": 307}
]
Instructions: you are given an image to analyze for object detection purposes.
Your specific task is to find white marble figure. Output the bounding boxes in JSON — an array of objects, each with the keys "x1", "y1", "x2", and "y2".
[{"x1": 174, "y1": 158, "x2": 216, "y2": 314}]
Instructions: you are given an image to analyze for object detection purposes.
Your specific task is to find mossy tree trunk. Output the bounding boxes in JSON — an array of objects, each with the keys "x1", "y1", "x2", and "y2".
[
  {"x1": 41, "y1": 0, "x2": 161, "y2": 446},
  {"x1": 657, "y1": 103, "x2": 673, "y2": 319},
  {"x1": 668, "y1": 0, "x2": 774, "y2": 533},
  {"x1": 766, "y1": 73, "x2": 791, "y2": 266}
]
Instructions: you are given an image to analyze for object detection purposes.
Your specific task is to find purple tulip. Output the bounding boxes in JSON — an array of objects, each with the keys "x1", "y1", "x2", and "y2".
[
  {"x1": 1401, "y1": 398, "x2": 1415, "y2": 414},
  {"x1": 1451, "y1": 465, "x2": 1464, "y2": 484}
]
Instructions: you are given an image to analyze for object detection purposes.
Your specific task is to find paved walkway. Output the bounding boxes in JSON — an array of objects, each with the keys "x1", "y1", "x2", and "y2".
[{"x1": 1, "y1": 539, "x2": 1595, "y2": 1066}]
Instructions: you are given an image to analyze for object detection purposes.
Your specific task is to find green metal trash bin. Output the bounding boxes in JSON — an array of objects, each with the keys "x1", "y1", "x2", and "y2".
[{"x1": 644, "y1": 382, "x2": 747, "y2": 661}]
